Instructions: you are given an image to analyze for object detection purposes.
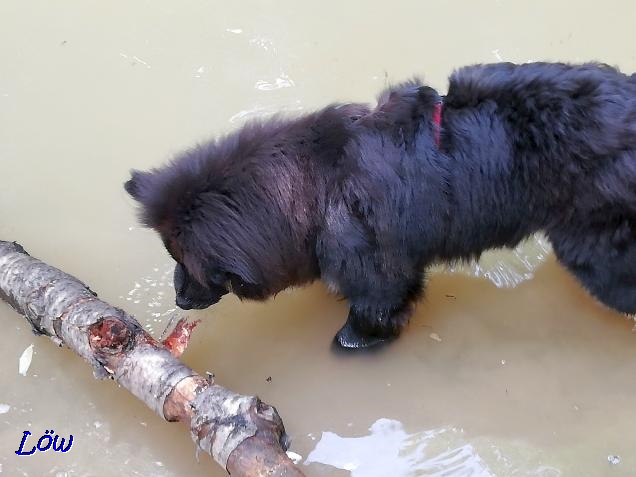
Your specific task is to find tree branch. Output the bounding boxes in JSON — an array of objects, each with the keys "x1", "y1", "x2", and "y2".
[{"x1": 0, "y1": 240, "x2": 304, "y2": 477}]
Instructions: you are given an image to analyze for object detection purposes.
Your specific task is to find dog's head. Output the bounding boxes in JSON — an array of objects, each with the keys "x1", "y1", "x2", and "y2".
[{"x1": 124, "y1": 123, "x2": 320, "y2": 310}]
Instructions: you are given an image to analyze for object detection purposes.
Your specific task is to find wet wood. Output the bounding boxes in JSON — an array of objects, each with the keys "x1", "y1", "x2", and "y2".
[{"x1": 0, "y1": 240, "x2": 304, "y2": 477}]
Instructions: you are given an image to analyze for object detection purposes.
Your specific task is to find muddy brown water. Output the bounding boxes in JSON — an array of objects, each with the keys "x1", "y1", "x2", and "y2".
[{"x1": 1, "y1": 1, "x2": 636, "y2": 476}]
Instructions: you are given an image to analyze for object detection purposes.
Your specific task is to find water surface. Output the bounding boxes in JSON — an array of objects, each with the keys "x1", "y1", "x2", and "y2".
[{"x1": 1, "y1": 1, "x2": 635, "y2": 475}]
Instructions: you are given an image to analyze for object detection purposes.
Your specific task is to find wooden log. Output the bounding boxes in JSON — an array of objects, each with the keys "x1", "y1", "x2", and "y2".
[{"x1": 0, "y1": 240, "x2": 304, "y2": 477}]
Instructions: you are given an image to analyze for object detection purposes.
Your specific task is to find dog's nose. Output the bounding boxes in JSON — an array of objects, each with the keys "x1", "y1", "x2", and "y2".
[{"x1": 175, "y1": 296, "x2": 193, "y2": 310}]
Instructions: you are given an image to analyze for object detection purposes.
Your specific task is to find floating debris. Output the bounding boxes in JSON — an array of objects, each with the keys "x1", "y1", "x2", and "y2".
[
  {"x1": 194, "y1": 66, "x2": 205, "y2": 78},
  {"x1": 429, "y1": 333, "x2": 442, "y2": 342},
  {"x1": 286, "y1": 451, "x2": 302, "y2": 464},
  {"x1": 607, "y1": 455, "x2": 621, "y2": 465},
  {"x1": 119, "y1": 53, "x2": 151, "y2": 69},
  {"x1": 18, "y1": 344, "x2": 34, "y2": 376},
  {"x1": 254, "y1": 72, "x2": 295, "y2": 91}
]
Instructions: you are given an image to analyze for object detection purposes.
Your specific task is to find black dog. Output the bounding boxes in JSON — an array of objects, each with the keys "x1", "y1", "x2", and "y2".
[{"x1": 125, "y1": 62, "x2": 636, "y2": 349}]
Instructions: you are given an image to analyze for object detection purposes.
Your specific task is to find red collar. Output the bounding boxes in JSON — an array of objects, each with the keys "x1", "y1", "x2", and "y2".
[{"x1": 432, "y1": 101, "x2": 443, "y2": 147}]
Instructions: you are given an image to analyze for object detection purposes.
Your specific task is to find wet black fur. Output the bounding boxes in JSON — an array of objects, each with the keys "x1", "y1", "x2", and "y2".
[{"x1": 126, "y1": 62, "x2": 636, "y2": 348}]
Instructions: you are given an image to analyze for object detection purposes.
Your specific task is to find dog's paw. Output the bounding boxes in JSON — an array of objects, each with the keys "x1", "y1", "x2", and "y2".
[{"x1": 333, "y1": 322, "x2": 389, "y2": 350}]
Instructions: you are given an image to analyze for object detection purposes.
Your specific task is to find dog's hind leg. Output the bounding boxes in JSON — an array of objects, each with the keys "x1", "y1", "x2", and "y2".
[{"x1": 549, "y1": 219, "x2": 636, "y2": 315}]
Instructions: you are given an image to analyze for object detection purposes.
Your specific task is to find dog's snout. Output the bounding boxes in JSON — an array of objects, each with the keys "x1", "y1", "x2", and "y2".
[{"x1": 175, "y1": 295, "x2": 193, "y2": 310}]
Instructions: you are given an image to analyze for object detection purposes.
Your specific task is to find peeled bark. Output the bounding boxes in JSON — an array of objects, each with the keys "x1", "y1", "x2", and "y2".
[{"x1": 0, "y1": 240, "x2": 304, "y2": 477}]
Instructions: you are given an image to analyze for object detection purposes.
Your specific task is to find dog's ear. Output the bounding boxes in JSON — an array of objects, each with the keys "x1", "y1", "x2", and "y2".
[{"x1": 124, "y1": 170, "x2": 152, "y2": 202}]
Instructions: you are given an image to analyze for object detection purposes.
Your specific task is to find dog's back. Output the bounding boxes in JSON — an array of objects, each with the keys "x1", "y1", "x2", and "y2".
[
  {"x1": 439, "y1": 62, "x2": 636, "y2": 315},
  {"x1": 445, "y1": 62, "x2": 636, "y2": 214}
]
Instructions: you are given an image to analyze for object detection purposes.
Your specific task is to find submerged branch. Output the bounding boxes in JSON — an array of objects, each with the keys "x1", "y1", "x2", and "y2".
[{"x1": 0, "y1": 240, "x2": 304, "y2": 477}]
